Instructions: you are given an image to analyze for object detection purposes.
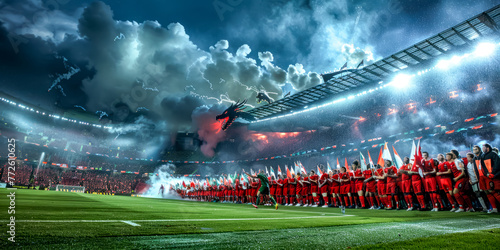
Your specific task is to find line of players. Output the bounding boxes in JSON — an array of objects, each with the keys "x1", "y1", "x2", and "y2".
[{"x1": 185, "y1": 144, "x2": 500, "y2": 213}]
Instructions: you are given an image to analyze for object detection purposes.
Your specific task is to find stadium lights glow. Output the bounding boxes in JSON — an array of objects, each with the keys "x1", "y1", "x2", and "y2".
[
  {"x1": 390, "y1": 74, "x2": 413, "y2": 89},
  {"x1": 475, "y1": 42, "x2": 496, "y2": 57},
  {"x1": 253, "y1": 40, "x2": 498, "y2": 123},
  {"x1": 0, "y1": 96, "x2": 113, "y2": 130}
]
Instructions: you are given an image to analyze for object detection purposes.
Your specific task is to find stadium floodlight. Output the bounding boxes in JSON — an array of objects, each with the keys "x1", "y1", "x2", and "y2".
[
  {"x1": 436, "y1": 59, "x2": 451, "y2": 70},
  {"x1": 474, "y1": 42, "x2": 496, "y2": 57},
  {"x1": 390, "y1": 74, "x2": 412, "y2": 89}
]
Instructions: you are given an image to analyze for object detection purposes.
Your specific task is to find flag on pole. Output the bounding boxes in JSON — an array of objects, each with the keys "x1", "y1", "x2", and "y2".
[
  {"x1": 299, "y1": 161, "x2": 307, "y2": 175},
  {"x1": 367, "y1": 150, "x2": 374, "y2": 167},
  {"x1": 410, "y1": 140, "x2": 417, "y2": 163},
  {"x1": 286, "y1": 165, "x2": 292, "y2": 178},
  {"x1": 356, "y1": 60, "x2": 364, "y2": 69},
  {"x1": 382, "y1": 142, "x2": 393, "y2": 162},
  {"x1": 182, "y1": 181, "x2": 186, "y2": 188},
  {"x1": 317, "y1": 165, "x2": 323, "y2": 175},
  {"x1": 327, "y1": 162, "x2": 332, "y2": 173},
  {"x1": 393, "y1": 146, "x2": 404, "y2": 168},
  {"x1": 340, "y1": 62, "x2": 348, "y2": 70},
  {"x1": 294, "y1": 162, "x2": 300, "y2": 176},
  {"x1": 265, "y1": 166, "x2": 269, "y2": 176},
  {"x1": 345, "y1": 158, "x2": 350, "y2": 172},
  {"x1": 336, "y1": 158, "x2": 341, "y2": 169},
  {"x1": 278, "y1": 165, "x2": 282, "y2": 176},
  {"x1": 270, "y1": 166, "x2": 276, "y2": 179},
  {"x1": 417, "y1": 139, "x2": 422, "y2": 158},
  {"x1": 250, "y1": 169, "x2": 255, "y2": 175},
  {"x1": 377, "y1": 146, "x2": 385, "y2": 167},
  {"x1": 413, "y1": 146, "x2": 424, "y2": 178},
  {"x1": 290, "y1": 164, "x2": 296, "y2": 176},
  {"x1": 360, "y1": 152, "x2": 367, "y2": 170}
]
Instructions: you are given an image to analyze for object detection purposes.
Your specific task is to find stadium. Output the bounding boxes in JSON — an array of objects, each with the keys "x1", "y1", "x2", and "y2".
[{"x1": 1, "y1": 0, "x2": 500, "y2": 249}]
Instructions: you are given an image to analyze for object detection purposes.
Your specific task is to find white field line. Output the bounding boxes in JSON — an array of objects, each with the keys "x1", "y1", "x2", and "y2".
[
  {"x1": 0, "y1": 215, "x2": 353, "y2": 224},
  {"x1": 122, "y1": 221, "x2": 141, "y2": 226}
]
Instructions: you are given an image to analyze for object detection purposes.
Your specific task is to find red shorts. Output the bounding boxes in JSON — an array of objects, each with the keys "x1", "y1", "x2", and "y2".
[
  {"x1": 396, "y1": 181, "x2": 403, "y2": 192},
  {"x1": 283, "y1": 188, "x2": 288, "y2": 196},
  {"x1": 289, "y1": 188, "x2": 296, "y2": 196},
  {"x1": 350, "y1": 182, "x2": 356, "y2": 193},
  {"x1": 239, "y1": 190, "x2": 245, "y2": 196},
  {"x1": 412, "y1": 180, "x2": 423, "y2": 194},
  {"x1": 436, "y1": 176, "x2": 443, "y2": 190},
  {"x1": 365, "y1": 181, "x2": 376, "y2": 193},
  {"x1": 296, "y1": 186, "x2": 302, "y2": 195},
  {"x1": 424, "y1": 176, "x2": 437, "y2": 192},
  {"x1": 302, "y1": 187, "x2": 310, "y2": 196},
  {"x1": 332, "y1": 186, "x2": 340, "y2": 194},
  {"x1": 454, "y1": 178, "x2": 468, "y2": 191},
  {"x1": 355, "y1": 182, "x2": 364, "y2": 192},
  {"x1": 270, "y1": 187, "x2": 276, "y2": 196},
  {"x1": 319, "y1": 185, "x2": 328, "y2": 194},
  {"x1": 440, "y1": 178, "x2": 453, "y2": 192},
  {"x1": 386, "y1": 182, "x2": 397, "y2": 194},
  {"x1": 377, "y1": 182, "x2": 386, "y2": 195},
  {"x1": 479, "y1": 175, "x2": 500, "y2": 191},
  {"x1": 340, "y1": 185, "x2": 350, "y2": 194},
  {"x1": 402, "y1": 180, "x2": 412, "y2": 193},
  {"x1": 311, "y1": 186, "x2": 318, "y2": 194},
  {"x1": 277, "y1": 188, "x2": 283, "y2": 196}
]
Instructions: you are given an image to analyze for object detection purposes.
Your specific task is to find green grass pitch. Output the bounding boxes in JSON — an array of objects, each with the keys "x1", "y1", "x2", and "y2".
[{"x1": 1, "y1": 189, "x2": 500, "y2": 249}]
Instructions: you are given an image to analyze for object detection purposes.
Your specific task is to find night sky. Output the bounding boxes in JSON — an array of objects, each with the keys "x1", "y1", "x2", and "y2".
[{"x1": 0, "y1": 0, "x2": 499, "y2": 126}]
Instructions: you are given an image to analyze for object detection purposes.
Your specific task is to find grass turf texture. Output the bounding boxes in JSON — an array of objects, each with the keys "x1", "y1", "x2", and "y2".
[{"x1": 1, "y1": 189, "x2": 499, "y2": 249}]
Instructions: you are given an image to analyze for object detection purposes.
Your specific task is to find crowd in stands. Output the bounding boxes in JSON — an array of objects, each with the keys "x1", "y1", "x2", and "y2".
[
  {"x1": 0, "y1": 163, "x2": 145, "y2": 194},
  {"x1": 0, "y1": 164, "x2": 32, "y2": 186}
]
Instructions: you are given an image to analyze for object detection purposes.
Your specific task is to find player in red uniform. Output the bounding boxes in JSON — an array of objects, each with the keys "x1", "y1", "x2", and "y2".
[
  {"x1": 301, "y1": 173, "x2": 311, "y2": 206},
  {"x1": 309, "y1": 170, "x2": 320, "y2": 207},
  {"x1": 363, "y1": 165, "x2": 377, "y2": 209},
  {"x1": 446, "y1": 152, "x2": 467, "y2": 212},
  {"x1": 276, "y1": 175, "x2": 284, "y2": 205},
  {"x1": 375, "y1": 164, "x2": 387, "y2": 209},
  {"x1": 451, "y1": 150, "x2": 474, "y2": 211},
  {"x1": 398, "y1": 157, "x2": 414, "y2": 211},
  {"x1": 422, "y1": 152, "x2": 441, "y2": 211},
  {"x1": 352, "y1": 161, "x2": 366, "y2": 208},
  {"x1": 288, "y1": 174, "x2": 297, "y2": 206},
  {"x1": 436, "y1": 154, "x2": 456, "y2": 210},
  {"x1": 339, "y1": 166, "x2": 353, "y2": 208},
  {"x1": 295, "y1": 173, "x2": 303, "y2": 206},
  {"x1": 331, "y1": 170, "x2": 341, "y2": 207},
  {"x1": 319, "y1": 166, "x2": 330, "y2": 207},
  {"x1": 384, "y1": 160, "x2": 400, "y2": 210},
  {"x1": 270, "y1": 176, "x2": 277, "y2": 204},
  {"x1": 407, "y1": 158, "x2": 426, "y2": 210},
  {"x1": 281, "y1": 175, "x2": 288, "y2": 205}
]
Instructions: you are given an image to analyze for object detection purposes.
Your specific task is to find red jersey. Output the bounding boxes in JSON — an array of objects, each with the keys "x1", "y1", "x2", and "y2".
[
  {"x1": 288, "y1": 177, "x2": 296, "y2": 187},
  {"x1": 448, "y1": 161, "x2": 463, "y2": 178},
  {"x1": 302, "y1": 176, "x2": 310, "y2": 187},
  {"x1": 331, "y1": 174, "x2": 340, "y2": 187},
  {"x1": 375, "y1": 168, "x2": 386, "y2": 182},
  {"x1": 384, "y1": 166, "x2": 398, "y2": 183},
  {"x1": 399, "y1": 164, "x2": 411, "y2": 181},
  {"x1": 437, "y1": 162, "x2": 451, "y2": 178},
  {"x1": 354, "y1": 169, "x2": 364, "y2": 183},
  {"x1": 410, "y1": 163, "x2": 422, "y2": 181},
  {"x1": 319, "y1": 173, "x2": 329, "y2": 184},
  {"x1": 282, "y1": 178, "x2": 289, "y2": 188},
  {"x1": 309, "y1": 174, "x2": 319, "y2": 187},
  {"x1": 363, "y1": 170, "x2": 373, "y2": 180},
  {"x1": 422, "y1": 159, "x2": 436, "y2": 177},
  {"x1": 340, "y1": 172, "x2": 350, "y2": 185}
]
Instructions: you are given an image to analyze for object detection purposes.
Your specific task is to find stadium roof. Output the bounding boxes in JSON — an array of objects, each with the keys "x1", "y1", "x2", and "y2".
[{"x1": 247, "y1": 4, "x2": 500, "y2": 120}]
